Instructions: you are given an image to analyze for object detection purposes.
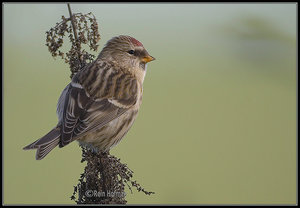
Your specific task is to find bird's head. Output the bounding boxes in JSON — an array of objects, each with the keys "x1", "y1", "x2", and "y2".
[{"x1": 98, "y1": 35, "x2": 155, "y2": 71}]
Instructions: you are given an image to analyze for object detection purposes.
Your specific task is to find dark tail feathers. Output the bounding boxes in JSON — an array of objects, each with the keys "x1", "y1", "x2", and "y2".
[{"x1": 23, "y1": 127, "x2": 60, "y2": 160}]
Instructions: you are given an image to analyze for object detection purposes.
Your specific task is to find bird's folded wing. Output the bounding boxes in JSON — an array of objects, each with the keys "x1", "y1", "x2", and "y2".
[
  {"x1": 58, "y1": 81, "x2": 137, "y2": 147},
  {"x1": 56, "y1": 60, "x2": 139, "y2": 147}
]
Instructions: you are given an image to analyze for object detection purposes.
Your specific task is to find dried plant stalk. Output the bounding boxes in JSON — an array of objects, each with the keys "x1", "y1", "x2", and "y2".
[
  {"x1": 45, "y1": 7, "x2": 100, "y2": 78},
  {"x1": 70, "y1": 147, "x2": 154, "y2": 204},
  {"x1": 45, "y1": 4, "x2": 154, "y2": 204}
]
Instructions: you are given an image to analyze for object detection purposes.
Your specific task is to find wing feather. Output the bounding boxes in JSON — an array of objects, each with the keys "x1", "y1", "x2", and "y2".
[{"x1": 57, "y1": 61, "x2": 138, "y2": 147}]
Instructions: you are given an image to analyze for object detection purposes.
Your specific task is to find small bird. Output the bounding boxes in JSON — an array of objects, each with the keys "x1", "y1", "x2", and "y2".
[{"x1": 23, "y1": 35, "x2": 155, "y2": 160}]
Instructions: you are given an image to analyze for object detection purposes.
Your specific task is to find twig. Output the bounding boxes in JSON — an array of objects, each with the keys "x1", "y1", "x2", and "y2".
[{"x1": 67, "y1": 3, "x2": 78, "y2": 42}]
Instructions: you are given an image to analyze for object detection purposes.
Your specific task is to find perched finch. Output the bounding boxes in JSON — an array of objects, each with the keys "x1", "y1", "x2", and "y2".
[{"x1": 23, "y1": 35, "x2": 155, "y2": 160}]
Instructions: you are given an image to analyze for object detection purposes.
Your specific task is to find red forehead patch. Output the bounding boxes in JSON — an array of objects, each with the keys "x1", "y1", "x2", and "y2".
[{"x1": 129, "y1": 37, "x2": 143, "y2": 47}]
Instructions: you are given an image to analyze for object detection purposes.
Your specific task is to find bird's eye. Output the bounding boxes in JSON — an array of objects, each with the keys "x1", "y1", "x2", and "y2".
[{"x1": 128, "y1": 50, "x2": 135, "y2": 55}]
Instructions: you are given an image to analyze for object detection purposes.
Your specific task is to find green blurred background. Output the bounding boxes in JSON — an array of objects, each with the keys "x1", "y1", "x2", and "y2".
[{"x1": 3, "y1": 3, "x2": 297, "y2": 205}]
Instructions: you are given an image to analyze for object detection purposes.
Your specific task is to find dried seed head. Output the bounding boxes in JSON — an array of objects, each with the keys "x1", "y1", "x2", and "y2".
[
  {"x1": 45, "y1": 12, "x2": 101, "y2": 78},
  {"x1": 70, "y1": 147, "x2": 154, "y2": 204}
]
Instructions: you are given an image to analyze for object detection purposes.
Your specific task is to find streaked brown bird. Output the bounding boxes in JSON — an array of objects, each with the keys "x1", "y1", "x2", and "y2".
[{"x1": 23, "y1": 35, "x2": 155, "y2": 160}]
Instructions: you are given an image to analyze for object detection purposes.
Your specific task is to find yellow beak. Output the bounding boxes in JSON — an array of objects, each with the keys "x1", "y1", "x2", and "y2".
[{"x1": 142, "y1": 55, "x2": 155, "y2": 63}]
